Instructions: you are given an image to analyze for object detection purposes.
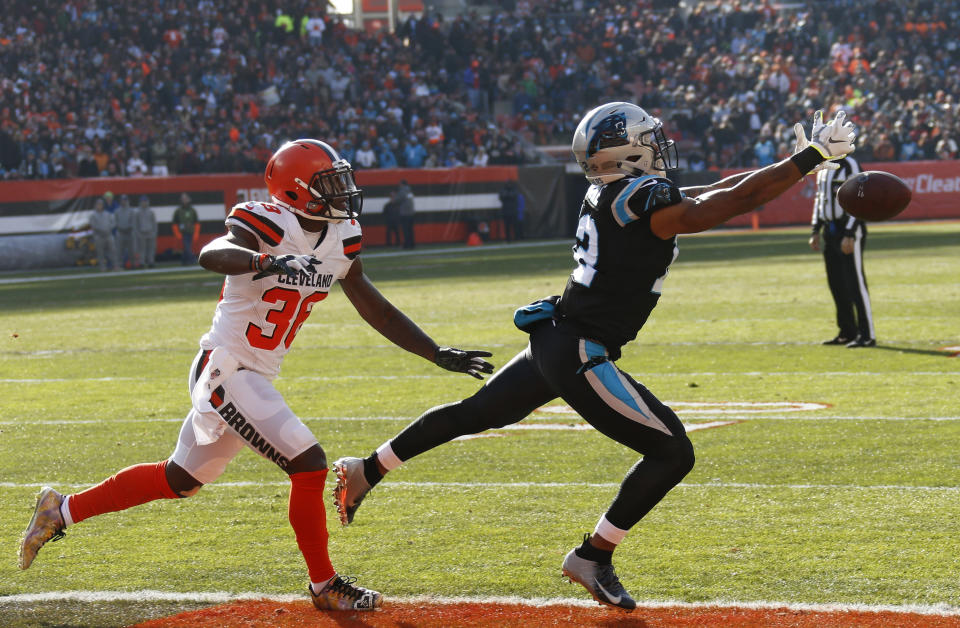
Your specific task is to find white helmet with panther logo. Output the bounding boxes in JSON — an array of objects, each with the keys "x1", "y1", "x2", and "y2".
[{"x1": 572, "y1": 102, "x2": 678, "y2": 185}]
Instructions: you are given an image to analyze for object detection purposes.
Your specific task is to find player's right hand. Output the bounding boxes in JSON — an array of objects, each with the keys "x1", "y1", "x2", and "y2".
[
  {"x1": 807, "y1": 110, "x2": 857, "y2": 160},
  {"x1": 252, "y1": 253, "x2": 320, "y2": 279}
]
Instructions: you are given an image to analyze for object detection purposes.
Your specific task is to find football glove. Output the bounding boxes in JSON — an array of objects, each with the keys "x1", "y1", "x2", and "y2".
[
  {"x1": 252, "y1": 253, "x2": 320, "y2": 279},
  {"x1": 793, "y1": 112, "x2": 838, "y2": 173},
  {"x1": 807, "y1": 109, "x2": 857, "y2": 160},
  {"x1": 435, "y1": 347, "x2": 494, "y2": 380}
]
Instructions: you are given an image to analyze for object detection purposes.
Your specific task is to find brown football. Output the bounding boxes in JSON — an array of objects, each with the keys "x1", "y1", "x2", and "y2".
[{"x1": 836, "y1": 170, "x2": 912, "y2": 221}]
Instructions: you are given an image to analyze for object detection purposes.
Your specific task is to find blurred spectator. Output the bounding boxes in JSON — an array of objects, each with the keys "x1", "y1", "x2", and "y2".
[
  {"x1": 402, "y1": 137, "x2": 428, "y2": 168},
  {"x1": 115, "y1": 194, "x2": 136, "y2": 269},
  {"x1": 396, "y1": 180, "x2": 416, "y2": 250},
  {"x1": 102, "y1": 191, "x2": 118, "y2": 213},
  {"x1": 498, "y1": 180, "x2": 523, "y2": 242},
  {"x1": 382, "y1": 190, "x2": 403, "y2": 247},
  {"x1": 135, "y1": 195, "x2": 158, "y2": 268},
  {"x1": 354, "y1": 140, "x2": 377, "y2": 169},
  {"x1": 0, "y1": 0, "x2": 958, "y2": 182},
  {"x1": 88, "y1": 198, "x2": 118, "y2": 272},
  {"x1": 172, "y1": 193, "x2": 199, "y2": 265}
]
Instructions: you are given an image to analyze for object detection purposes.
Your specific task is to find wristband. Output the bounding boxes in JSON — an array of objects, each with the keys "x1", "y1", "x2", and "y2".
[
  {"x1": 790, "y1": 145, "x2": 826, "y2": 175},
  {"x1": 250, "y1": 253, "x2": 272, "y2": 272}
]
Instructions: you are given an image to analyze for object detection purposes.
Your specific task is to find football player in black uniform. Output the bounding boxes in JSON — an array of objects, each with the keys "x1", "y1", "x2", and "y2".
[{"x1": 332, "y1": 102, "x2": 857, "y2": 611}]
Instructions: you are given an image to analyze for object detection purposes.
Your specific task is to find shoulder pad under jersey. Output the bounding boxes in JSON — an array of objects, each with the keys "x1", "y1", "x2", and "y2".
[
  {"x1": 609, "y1": 176, "x2": 682, "y2": 227},
  {"x1": 226, "y1": 202, "x2": 287, "y2": 247}
]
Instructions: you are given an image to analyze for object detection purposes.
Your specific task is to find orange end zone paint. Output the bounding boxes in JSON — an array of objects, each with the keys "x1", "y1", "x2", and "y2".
[{"x1": 133, "y1": 600, "x2": 960, "y2": 628}]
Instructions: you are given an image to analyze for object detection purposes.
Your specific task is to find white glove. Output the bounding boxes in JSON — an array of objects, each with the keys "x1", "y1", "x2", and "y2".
[
  {"x1": 807, "y1": 109, "x2": 857, "y2": 160},
  {"x1": 793, "y1": 111, "x2": 839, "y2": 172}
]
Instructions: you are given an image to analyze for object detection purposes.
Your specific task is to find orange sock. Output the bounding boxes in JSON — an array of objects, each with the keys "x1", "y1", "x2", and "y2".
[
  {"x1": 289, "y1": 469, "x2": 335, "y2": 583},
  {"x1": 68, "y1": 460, "x2": 179, "y2": 524}
]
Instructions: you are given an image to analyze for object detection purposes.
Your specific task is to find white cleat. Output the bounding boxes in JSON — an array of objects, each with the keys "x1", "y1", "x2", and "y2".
[{"x1": 332, "y1": 457, "x2": 372, "y2": 526}]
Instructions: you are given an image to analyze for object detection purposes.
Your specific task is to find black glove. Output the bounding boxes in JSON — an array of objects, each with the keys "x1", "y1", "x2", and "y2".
[
  {"x1": 251, "y1": 253, "x2": 320, "y2": 280},
  {"x1": 434, "y1": 347, "x2": 494, "y2": 380}
]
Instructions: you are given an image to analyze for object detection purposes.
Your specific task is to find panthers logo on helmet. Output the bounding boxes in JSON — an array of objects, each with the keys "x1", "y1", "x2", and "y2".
[{"x1": 586, "y1": 112, "x2": 628, "y2": 158}]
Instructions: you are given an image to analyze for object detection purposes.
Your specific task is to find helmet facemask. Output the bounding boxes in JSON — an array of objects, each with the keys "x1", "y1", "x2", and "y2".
[
  {"x1": 626, "y1": 125, "x2": 678, "y2": 178},
  {"x1": 295, "y1": 159, "x2": 364, "y2": 221}
]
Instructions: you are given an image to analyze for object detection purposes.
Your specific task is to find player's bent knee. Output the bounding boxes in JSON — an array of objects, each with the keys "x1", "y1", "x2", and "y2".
[
  {"x1": 671, "y1": 435, "x2": 696, "y2": 479},
  {"x1": 165, "y1": 461, "x2": 204, "y2": 497},
  {"x1": 285, "y1": 444, "x2": 327, "y2": 475}
]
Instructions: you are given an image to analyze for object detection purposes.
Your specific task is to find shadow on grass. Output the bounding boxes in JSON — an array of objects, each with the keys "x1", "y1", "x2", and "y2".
[{"x1": 873, "y1": 344, "x2": 960, "y2": 357}]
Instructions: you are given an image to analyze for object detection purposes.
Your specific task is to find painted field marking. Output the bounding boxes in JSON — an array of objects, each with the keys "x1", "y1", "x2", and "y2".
[
  {"x1": 2, "y1": 415, "x2": 960, "y2": 426},
  {"x1": 3, "y1": 480, "x2": 957, "y2": 493},
  {"x1": 0, "y1": 591, "x2": 956, "y2": 617},
  {"x1": 2, "y1": 370, "x2": 956, "y2": 382},
  {"x1": 454, "y1": 420, "x2": 740, "y2": 440},
  {"x1": 536, "y1": 401, "x2": 829, "y2": 415}
]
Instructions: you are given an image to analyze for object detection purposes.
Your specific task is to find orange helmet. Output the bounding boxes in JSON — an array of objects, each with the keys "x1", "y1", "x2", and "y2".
[{"x1": 264, "y1": 139, "x2": 363, "y2": 220}]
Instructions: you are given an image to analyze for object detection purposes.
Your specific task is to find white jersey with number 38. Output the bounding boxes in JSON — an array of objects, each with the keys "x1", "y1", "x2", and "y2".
[{"x1": 200, "y1": 201, "x2": 362, "y2": 378}]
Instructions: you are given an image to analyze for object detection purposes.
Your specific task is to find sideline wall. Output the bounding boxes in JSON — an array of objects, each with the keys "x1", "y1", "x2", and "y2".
[
  {"x1": 0, "y1": 166, "x2": 568, "y2": 270},
  {"x1": 0, "y1": 160, "x2": 955, "y2": 270}
]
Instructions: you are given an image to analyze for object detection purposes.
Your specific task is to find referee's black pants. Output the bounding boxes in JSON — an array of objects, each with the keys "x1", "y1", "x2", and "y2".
[
  {"x1": 822, "y1": 221, "x2": 874, "y2": 340},
  {"x1": 389, "y1": 320, "x2": 695, "y2": 532}
]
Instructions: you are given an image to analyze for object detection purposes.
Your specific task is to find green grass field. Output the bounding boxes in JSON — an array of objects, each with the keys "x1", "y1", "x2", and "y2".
[{"x1": 1, "y1": 222, "x2": 958, "y2": 627}]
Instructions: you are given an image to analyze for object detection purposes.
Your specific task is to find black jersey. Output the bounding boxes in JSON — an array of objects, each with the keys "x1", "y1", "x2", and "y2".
[{"x1": 556, "y1": 175, "x2": 682, "y2": 357}]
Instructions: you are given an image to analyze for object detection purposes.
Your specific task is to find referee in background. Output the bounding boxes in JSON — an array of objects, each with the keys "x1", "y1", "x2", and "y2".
[{"x1": 809, "y1": 153, "x2": 875, "y2": 348}]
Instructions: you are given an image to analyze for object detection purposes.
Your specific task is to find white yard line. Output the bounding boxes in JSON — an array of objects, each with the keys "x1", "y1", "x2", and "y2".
[
  {"x1": 2, "y1": 414, "x2": 958, "y2": 426},
  {"x1": 2, "y1": 371, "x2": 954, "y2": 382},
  {"x1": 0, "y1": 591, "x2": 956, "y2": 616},
  {"x1": 2, "y1": 480, "x2": 957, "y2": 492}
]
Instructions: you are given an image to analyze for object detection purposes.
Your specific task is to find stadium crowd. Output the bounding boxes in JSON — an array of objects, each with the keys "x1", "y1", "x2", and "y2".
[{"x1": 0, "y1": 0, "x2": 958, "y2": 180}]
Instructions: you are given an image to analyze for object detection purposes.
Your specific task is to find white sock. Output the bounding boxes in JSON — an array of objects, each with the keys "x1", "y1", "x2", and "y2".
[
  {"x1": 60, "y1": 495, "x2": 74, "y2": 527},
  {"x1": 375, "y1": 441, "x2": 404, "y2": 471},
  {"x1": 310, "y1": 575, "x2": 335, "y2": 594},
  {"x1": 593, "y1": 515, "x2": 628, "y2": 545}
]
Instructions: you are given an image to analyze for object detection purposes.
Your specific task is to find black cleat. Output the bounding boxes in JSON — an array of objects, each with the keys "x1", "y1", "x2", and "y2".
[{"x1": 822, "y1": 335, "x2": 853, "y2": 345}]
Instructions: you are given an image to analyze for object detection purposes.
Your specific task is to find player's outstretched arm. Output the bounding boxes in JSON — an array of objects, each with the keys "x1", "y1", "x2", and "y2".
[
  {"x1": 652, "y1": 112, "x2": 856, "y2": 239},
  {"x1": 198, "y1": 227, "x2": 261, "y2": 274},
  {"x1": 339, "y1": 259, "x2": 494, "y2": 379},
  {"x1": 679, "y1": 170, "x2": 755, "y2": 198},
  {"x1": 198, "y1": 227, "x2": 318, "y2": 279}
]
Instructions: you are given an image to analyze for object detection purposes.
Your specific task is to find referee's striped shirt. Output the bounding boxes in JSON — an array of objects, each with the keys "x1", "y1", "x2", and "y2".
[{"x1": 812, "y1": 155, "x2": 861, "y2": 233}]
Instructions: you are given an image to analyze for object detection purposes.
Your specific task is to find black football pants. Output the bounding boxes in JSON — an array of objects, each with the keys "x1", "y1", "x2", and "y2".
[
  {"x1": 822, "y1": 221, "x2": 874, "y2": 340},
  {"x1": 389, "y1": 321, "x2": 695, "y2": 532}
]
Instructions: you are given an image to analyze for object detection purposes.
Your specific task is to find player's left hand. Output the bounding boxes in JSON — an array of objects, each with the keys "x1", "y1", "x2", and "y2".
[
  {"x1": 793, "y1": 114, "x2": 838, "y2": 173},
  {"x1": 253, "y1": 254, "x2": 320, "y2": 279},
  {"x1": 435, "y1": 347, "x2": 495, "y2": 380},
  {"x1": 808, "y1": 109, "x2": 857, "y2": 159}
]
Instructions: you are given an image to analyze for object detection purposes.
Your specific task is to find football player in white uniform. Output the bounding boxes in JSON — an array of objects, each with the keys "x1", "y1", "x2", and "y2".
[{"x1": 18, "y1": 138, "x2": 494, "y2": 612}]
